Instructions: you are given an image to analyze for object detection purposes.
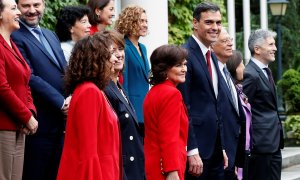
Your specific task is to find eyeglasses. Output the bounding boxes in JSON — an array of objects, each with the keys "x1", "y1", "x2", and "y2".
[{"x1": 219, "y1": 37, "x2": 233, "y2": 44}]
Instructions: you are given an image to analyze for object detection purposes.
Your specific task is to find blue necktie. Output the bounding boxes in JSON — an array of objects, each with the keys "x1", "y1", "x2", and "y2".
[
  {"x1": 33, "y1": 28, "x2": 59, "y2": 66},
  {"x1": 223, "y1": 66, "x2": 239, "y2": 113}
]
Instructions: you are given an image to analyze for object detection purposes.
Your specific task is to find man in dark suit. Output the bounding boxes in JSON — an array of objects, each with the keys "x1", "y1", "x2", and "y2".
[
  {"x1": 211, "y1": 27, "x2": 246, "y2": 180},
  {"x1": 11, "y1": 0, "x2": 70, "y2": 179},
  {"x1": 177, "y1": 2, "x2": 226, "y2": 179},
  {"x1": 242, "y1": 29, "x2": 284, "y2": 180}
]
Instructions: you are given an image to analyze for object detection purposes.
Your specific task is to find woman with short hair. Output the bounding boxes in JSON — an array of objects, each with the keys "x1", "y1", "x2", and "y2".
[
  {"x1": 55, "y1": 6, "x2": 91, "y2": 61},
  {"x1": 144, "y1": 45, "x2": 189, "y2": 180}
]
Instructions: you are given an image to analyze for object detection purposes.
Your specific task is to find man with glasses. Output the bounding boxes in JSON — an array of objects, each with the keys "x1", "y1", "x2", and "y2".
[{"x1": 211, "y1": 27, "x2": 246, "y2": 180}]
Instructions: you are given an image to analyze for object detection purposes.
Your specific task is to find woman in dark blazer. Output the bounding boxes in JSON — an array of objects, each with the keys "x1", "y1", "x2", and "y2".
[
  {"x1": 115, "y1": 5, "x2": 150, "y2": 131},
  {"x1": 0, "y1": 0, "x2": 38, "y2": 179},
  {"x1": 143, "y1": 45, "x2": 189, "y2": 180},
  {"x1": 103, "y1": 30, "x2": 145, "y2": 180}
]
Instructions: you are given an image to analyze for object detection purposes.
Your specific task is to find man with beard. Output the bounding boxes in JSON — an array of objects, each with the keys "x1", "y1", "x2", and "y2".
[{"x1": 11, "y1": 0, "x2": 70, "y2": 179}]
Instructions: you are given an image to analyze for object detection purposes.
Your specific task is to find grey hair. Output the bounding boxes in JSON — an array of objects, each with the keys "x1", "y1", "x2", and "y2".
[{"x1": 248, "y1": 29, "x2": 277, "y2": 55}]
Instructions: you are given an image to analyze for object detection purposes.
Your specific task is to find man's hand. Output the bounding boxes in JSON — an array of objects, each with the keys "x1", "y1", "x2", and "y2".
[
  {"x1": 187, "y1": 154, "x2": 203, "y2": 176},
  {"x1": 223, "y1": 150, "x2": 228, "y2": 169},
  {"x1": 62, "y1": 95, "x2": 72, "y2": 116}
]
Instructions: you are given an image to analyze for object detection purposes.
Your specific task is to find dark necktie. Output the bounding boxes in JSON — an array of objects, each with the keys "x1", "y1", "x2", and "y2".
[
  {"x1": 33, "y1": 28, "x2": 59, "y2": 66},
  {"x1": 224, "y1": 66, "x2": 239, "y2": 113},
  {"x1": 206, "y1": 50, "x2": 212, "y2": 80},
  {"x1": 263, "y1": 67, "x2": 275, "y2": 86}
]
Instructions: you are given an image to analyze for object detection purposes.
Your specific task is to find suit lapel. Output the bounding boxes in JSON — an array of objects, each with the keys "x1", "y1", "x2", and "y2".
[
  {"x1": 109, "y1": 81, "x2": 139, "y2": 126},
  {"x1": 125, "y1": 38, "x2": 149, "y2": 80},
  {"x1": 249, "y1": 60, "x2": 277, "y2": 102},
  {"x1": 220, "y1": 75, "x2": 238, "y2": 114},
  {"x1": 41, "y1": 29, "x2": 65, "y2": 71},
  {"x1": 189, "y1": 37, "x2": 215, "y2": 91},
  {"x1": 19, "y1": 24, "x2": 64, "y2": 71},
  {"x1": 0, "y1": 36, "x2": 28, "y2": 69}
]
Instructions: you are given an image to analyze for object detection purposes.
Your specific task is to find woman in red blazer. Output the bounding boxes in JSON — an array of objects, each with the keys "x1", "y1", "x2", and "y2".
[
  {"x1": 143, "y1": 45, "x2": 189, "y2": 180},
  {"x1": 57, "y1": 33, "x2": 121, "y2": 180},
  {"x1": 0, "y1": 0, "x2": 38, "y2": 179}
]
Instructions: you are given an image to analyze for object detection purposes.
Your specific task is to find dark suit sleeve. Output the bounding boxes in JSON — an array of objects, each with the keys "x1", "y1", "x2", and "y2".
[
  {"x1": 177, "y1": 54, "x2": 198, "y2": 151},
  {"x1": 242, "y1": 70, "x2": 257, "y2": 104},
  {"x1": 13, "y1": 40, "x2": 65, "y2": 110}
]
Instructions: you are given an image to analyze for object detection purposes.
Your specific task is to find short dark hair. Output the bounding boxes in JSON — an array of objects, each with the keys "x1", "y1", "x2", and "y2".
[
  {"x1": 87, "y1": 0, "x2": 110, "y2": 26},
  {"x1": 193, "y1": 2, "x2": 220, "y2": 21},
  {"x1": 0, "y1": 0, "x2": 5, "y2": 14},
  {"x1": 64, "y1": 32, "x2": 113, "y2": 94},
  {"x1": 55, "y1": 6, "x2": 90, "y2": 42},
  {"x1": 226, "y1": 50, "x2": 243, "y2": 82},
  {"x1": 149, "y1": 45, "x2": 188, "y2": 85}
]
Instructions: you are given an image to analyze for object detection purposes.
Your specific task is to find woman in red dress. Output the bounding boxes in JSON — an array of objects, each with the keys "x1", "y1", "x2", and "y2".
[
  {"x1": 143, "y1": 45, "x2": 189, "y2": 180},
  {"x1": 57, "y1": 32, "x2": 121, "y2": 180}
]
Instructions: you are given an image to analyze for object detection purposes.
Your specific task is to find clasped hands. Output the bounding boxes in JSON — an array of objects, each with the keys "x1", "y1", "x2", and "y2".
[{"x1": 22, "y1": 115, "x2": 38, "y2": 135}]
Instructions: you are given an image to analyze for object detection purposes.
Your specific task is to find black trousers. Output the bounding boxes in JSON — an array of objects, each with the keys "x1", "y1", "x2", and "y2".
[
  {"x1": 185, "y1": 131, "x2": 224, "y2": 180},
  {"x1": 245, "y1": 150, "x2": 282, "y2": 180}
]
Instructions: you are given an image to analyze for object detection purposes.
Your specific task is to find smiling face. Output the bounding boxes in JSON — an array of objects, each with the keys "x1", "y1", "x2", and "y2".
[
  {"x1": 254, "y1": 36, "x2": 277, "y2": 65},
  {"x1": 70, "y1": 15, "x2": 91, "y2": 42},
  {"x1": 17, "y1": 0, "x2": 45, "y2": 27},
  {"x1": 167, "y1": 59, "x2": 187, "y2": 86},
  {"x1": 137, "y1": 12, "x2": 148, "y2": 37},
  {"x1": 211, "y1": 28, "x2": 233, "y2": 63},
  {"x1": 96, "y1": 0, "x2": 114, "y2": 26},
  {"x1": 193, "y1": 10, "x2": 222, "y2": 48},
  {"x1": 110, "y1": 42, "x2": 124, "y2": 73},
  {"x1": 0, "y1": 0, "x2": 21, "y2": 33}
]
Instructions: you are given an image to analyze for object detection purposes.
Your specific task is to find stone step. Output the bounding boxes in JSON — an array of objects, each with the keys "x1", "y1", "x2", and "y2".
[
  {"x1": 281, "y1": 147, "x2": 300, "y2": 180},
  {"x1": 282, "y1": 147, "x2": 300, "y2": 169},
  {"x1": 281, "y1": 164, "x2": 300, "y2": 180}
]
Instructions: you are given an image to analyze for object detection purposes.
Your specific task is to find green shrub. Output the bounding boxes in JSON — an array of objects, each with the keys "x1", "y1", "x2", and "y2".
[
  {"x1": 284, "y1": 115, "x2": 300, "y2": 145},
  {"x1": 168, "y1": 0, "x2": 227, "y2": 45},
  {"x1": 41, "y1": 0, "x2": 79, "y2": 30},
  {"x1": 278, "y1": 69, "x2": 300, "y2": 113}
]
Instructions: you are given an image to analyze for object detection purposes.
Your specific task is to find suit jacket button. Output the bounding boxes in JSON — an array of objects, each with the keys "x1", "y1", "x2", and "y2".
[
  {"x1": 129, "y1": 136, "x2": 133, "y2": 140},
  {"x1": 130, "y1": 156, "x2": 134, "y2": 161},
  {"x1": 125, "y1": 113, "x2": 129, "y2": 118}
]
